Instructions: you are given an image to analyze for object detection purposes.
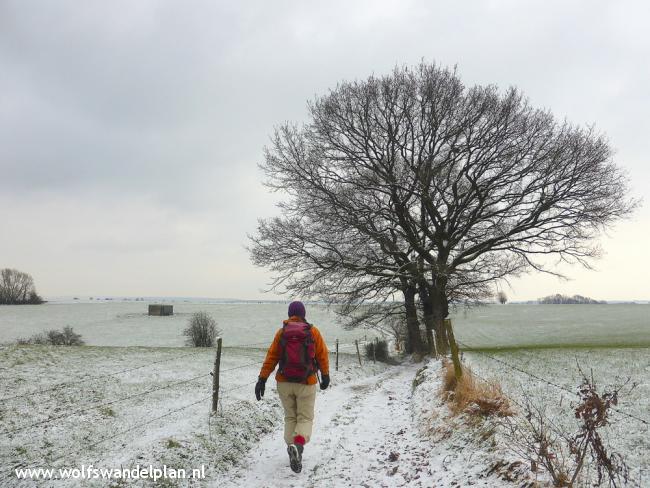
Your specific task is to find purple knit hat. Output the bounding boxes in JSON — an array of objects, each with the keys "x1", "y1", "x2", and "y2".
[{"x1": 288, "y1": 300, "x2": 306, "y2": 318}]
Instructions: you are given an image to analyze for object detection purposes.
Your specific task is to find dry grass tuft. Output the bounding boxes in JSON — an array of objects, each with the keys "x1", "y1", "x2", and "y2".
[
  {"x1": 440, "y1": 359, "x2": 513, "y2": 417},
  {"x1": 441, "y1": 358, "x2": 460, "y2": 392}
]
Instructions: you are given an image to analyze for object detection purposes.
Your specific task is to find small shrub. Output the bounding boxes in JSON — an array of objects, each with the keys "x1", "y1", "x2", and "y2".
[
  {"x1": 98, "y1": 406, "x2": 116, "y2": 417},
  {"x1": 17, "y1": 334, "x2": 45, "y2": 345},
  {"x1": 16, "y1": 326, "x2": 84, "y2": 346},
  {"x1": 14, "y1": 446, "x2": 28, "y2": 456},
  {"x1": 440, "y1": 360, "x2": 512, "y2": 417},
  {"x1": 183, "y1": 312, "x2": 221, "y2": 347},
  {"x1": 27, "y1": 291, "x2": 44, "y2": 304},
  {"x1": 46, "y1": 326, "x2": 84, "y2": 345},
  {"x1": 412, "y1": 365, "x2": 429, "y2": 390},
  {"x1": 165, "y1": 438, "x2": 182, "y2": 449},
  {"x1": 364, "y1": 340, "x2": 390, "y2": 362}
]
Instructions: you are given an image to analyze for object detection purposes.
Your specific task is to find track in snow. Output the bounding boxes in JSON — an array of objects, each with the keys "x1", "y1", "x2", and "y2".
[{"x1": 214, "y1": 364, "x2": 427, "y2": 488}]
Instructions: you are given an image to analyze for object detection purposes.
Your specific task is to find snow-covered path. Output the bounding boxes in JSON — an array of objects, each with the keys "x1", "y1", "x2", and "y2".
[{"x1": 214, "y1": 363, "x2": 434, "y2": 488}]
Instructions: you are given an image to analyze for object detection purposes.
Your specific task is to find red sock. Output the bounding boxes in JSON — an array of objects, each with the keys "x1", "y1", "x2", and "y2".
[{"x1": 293, "y1": 435, "x2": 305, "y2": 446}]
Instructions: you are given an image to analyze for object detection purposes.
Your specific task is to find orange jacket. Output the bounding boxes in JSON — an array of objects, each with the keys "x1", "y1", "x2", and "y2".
[{"x1": 259, "y1": 316, "x2": 329, "y2": 385}]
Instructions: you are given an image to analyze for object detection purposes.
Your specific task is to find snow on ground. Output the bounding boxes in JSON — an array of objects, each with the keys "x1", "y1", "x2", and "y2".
[
  {"x1": 0, "y1": 344, "x2": 387, "y2": 487},
  {"x1": 2, "y1": 302, "x2": 649, "y2": 349},
  {"x1": 0, "y1": 303, "x2": 376, "y2": 348},
  {"x1": 5, "y1": 342, "x2": 644, "y2": 487},
  {"x1": 214, "y1": 360, "x2": 531, "y2": 488},
  {"x1": 1, "y1": 344, "x2": 525, "y2": 488},
  {"x1": 463, "y1": 348, "x2": 650, "y2": 485},
  {"x1": 1, "y1": 345, "x2": 221, "y2": 487}
]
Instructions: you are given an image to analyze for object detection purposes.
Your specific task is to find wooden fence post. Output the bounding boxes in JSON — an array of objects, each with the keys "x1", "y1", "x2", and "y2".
[
  {"x1": 335, "y1": 339, "x2": 339, "y2": 372},
  {"x1": 212, "y1": 337, "x2": 222, "y2": 412},
  {"x1": 372, "y1": 338, "x2": 377, "y2": 363},
  {"x1": 355, "y1": 339, "x2": 362, "y2": 366},
  {"x1": 436, "y1": 319, "x2": 449, "y2": 356},
  {"x1": 444, "y1": 319, "x2": 462, "y2": 380}
]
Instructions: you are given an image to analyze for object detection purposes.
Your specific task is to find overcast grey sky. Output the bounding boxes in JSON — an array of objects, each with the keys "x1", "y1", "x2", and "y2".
[{"x1": 1, "y1": 0, "x2": 648, "y2": 301}]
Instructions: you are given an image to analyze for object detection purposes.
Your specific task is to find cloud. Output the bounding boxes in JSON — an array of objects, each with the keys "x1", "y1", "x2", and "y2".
[{"x1": 1, "y1": 0, "x2": 647, "y2": 298}]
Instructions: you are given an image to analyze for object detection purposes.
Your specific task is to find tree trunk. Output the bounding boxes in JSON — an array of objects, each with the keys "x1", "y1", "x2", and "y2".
[
  {"x1": 402, "y1": 285, "x2": 425, "y2": 354},
  {"x1": 417, "y1": 279, "x2": 438, "y2": 356},
  {"x1": 430, "y1": 276, "x2": 450, "y2": 355}
]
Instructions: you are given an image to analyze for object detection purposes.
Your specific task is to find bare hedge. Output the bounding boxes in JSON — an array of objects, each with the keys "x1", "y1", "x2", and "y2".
[{"x1": 17, "y1": 326, "x2": 84, "y2": 346}]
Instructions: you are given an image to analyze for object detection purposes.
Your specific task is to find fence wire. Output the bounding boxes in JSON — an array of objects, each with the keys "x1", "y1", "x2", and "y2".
[
  {"x1": 2, "y1": 372, "x2": 211, "y2": 436},
  {"x1": 456, "y1": 339, "x2": 650, "y2": 427},
  {"x1": 0, "y1": 349, "x2": 205, "y2": 402},
  {"x1": 3, "y1": 334, "x2": 372, "y2": 473},
  {"x1": 452, "y1": 340, "x2": 648, "y2": 487},
  {"x1": 48, "y1": 394, "x2": 212, "y2": 466}
]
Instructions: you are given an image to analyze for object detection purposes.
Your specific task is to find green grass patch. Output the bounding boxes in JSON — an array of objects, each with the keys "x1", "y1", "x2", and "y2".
[
  {"x1": 98, "y1": 406, "x2": 116, "y2": 417},
  {"x1": 15, "y1": 446, "x2": 28, "y2": 456},
  {"x1": 412, "y1": 365, "x2": 429, "y2": 391},
  {"x1": 165, "y1": 438, "x2": 182, "y2": 449}
]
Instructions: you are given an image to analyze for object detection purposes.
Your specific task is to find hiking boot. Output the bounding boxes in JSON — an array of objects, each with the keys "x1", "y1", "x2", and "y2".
[{"x1": 287, "y1": 443, "x2": 303, "y2": 473}]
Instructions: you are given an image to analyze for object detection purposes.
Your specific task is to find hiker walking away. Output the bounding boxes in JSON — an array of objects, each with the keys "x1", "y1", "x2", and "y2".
[{"x1": 254, "y1": 301, "x2": 330, "y2": 473}]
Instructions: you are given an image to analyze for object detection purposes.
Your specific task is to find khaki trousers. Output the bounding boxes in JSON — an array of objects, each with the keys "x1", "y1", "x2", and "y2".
[{"x1": 276, "y1": 382, "x2": 317, "y2": 445}]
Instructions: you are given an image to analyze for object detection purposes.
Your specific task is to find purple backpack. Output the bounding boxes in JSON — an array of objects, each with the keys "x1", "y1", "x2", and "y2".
[{"x1": 279, "y1": 321, "x2": 316, "y2": 382}]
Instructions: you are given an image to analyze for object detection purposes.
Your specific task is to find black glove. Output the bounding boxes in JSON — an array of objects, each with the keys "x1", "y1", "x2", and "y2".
[
  {"x1": 255, "y1": 377, "x2": 266, "y2": 401},
  {"x1": 320, "y1": 374, "x2": 330, "y2": 390}
]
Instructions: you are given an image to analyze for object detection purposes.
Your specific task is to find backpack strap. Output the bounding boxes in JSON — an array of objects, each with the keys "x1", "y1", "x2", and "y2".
[{"x1": 278, "y1": 323, "x2": 289, "y2": 372}]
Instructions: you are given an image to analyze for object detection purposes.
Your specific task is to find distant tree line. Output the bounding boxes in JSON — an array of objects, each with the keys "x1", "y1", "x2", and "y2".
[
  {"x1": 0, "y1": 269, "x2": 44, "y2": 305},
  {"x1": 538, "y1": 294, "x2": 606, "y2": 305}
]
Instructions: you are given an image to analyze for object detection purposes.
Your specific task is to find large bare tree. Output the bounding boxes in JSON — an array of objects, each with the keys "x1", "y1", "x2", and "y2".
[{"x1": 250, "y1": 62, "x2": 637, "y2": 352}]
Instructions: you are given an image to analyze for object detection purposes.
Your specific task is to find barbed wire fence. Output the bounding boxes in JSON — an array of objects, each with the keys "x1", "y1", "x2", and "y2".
[
  {"x1": 454, "y1": 339, "x2": 650, "y2": 427},
  {"x1": 452, "y1": 337, "x2": 649, "y2": 488},
  {"x1": 0, "y1": 340, "x2": 269, "y2": 474},
  {"x1": 0, "y1": 349, "x2": 204, "y2": 403},
  {"x1": 1, "y1": 334, "x2": 379, "y2": 476}
]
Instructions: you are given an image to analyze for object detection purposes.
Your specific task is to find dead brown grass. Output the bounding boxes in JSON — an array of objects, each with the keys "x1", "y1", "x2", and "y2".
[{"x1": 440, "y1": 359, "x2": 513, "y2": 417}]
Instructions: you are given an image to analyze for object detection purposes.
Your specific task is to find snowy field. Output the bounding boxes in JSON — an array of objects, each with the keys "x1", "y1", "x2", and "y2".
[
  {"x1": 0, "y1": 301, "x2": 375, "y2": 348},
  {"x1": 1, "y1": 301, "x2": 648, "y2": 349},
  {"x1": 1, "y1": 301, "x2": 648, "y2": 486},
  {"x1": 0, "y1": 343, "x2": 549, "y2": 488},
  {"x1": 1, "y1": 344, "x2": 648, "y2": 487},
  {"x1": 453, "y1": 303, "x2": 650, "y2": 349}
]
